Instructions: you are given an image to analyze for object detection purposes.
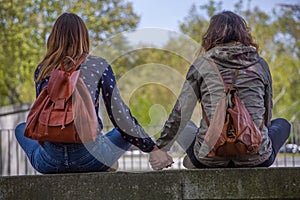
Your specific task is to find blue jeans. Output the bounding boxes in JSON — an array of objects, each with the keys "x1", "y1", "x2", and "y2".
[
  {"x1": 183, "y1": 118, "x2": 291, "y2": 168},
  {"x1": 15, "y1": 122, "x2": 131, "y2": 174}
]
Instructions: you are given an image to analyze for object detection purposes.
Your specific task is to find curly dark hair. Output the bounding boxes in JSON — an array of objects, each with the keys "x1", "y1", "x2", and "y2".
[{"x1": 201, "y1": 11, "x2": 259, "y2": 52}]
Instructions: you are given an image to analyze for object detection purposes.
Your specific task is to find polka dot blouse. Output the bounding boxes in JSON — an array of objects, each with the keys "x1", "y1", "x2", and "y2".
[{"x1": 34, "y1": 55, "x2": 155, "y2": 152}]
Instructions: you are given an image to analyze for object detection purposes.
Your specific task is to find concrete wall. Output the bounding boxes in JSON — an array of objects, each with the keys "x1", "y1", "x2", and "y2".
[{"x1": 0, "y1": 168, "x2": 299, "y2": 200}]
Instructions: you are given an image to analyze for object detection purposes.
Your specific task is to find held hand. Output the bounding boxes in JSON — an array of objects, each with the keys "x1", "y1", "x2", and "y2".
[{"x1": 149, "y1": 146, "x2": 173, "y2": 170}]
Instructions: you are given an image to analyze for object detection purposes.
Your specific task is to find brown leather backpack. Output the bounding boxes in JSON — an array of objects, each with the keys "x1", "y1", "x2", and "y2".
[
  {"x1": 25, "y1": 54, "x2": 98, "y2": 143},
  {"x1": 203, "y1": 61, "x2": 263, "y2": 158}
]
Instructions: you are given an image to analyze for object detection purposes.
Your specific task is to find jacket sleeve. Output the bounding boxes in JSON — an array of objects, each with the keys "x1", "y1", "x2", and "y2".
[
  {"x1": 259, "y1": 58, "x2": 273, "y2": 127},
  {"x1": 156, "y1": 65, "x2": 201, "y2": 151},
  {"x1": 100, "y1": 65, "x2": 156, "y2": 152}
]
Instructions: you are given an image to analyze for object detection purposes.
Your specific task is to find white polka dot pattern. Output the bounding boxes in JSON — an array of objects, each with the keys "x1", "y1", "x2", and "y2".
[{"x1": 34, "y1": 55, "x2": 155, "y2": 152}]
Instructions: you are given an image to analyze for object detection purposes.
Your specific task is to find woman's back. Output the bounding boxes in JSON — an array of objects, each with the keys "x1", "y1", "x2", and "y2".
[{"x1": 193, "y1": 42, "x2": 273, "y2": 167}]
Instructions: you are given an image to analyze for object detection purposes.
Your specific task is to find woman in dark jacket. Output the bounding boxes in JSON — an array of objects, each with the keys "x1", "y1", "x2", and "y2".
[{"x1": 154, "y1": 11, "x2": 291, "y2": 168}]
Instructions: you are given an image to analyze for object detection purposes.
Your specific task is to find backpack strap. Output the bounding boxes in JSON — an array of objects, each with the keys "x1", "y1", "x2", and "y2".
[
  {"x1": 61, "y1": 53, "x2": 88, "y2": 72},
  {"x1": 205, "y1": 60, "x2": 264, "y2": 131},
  {"x1": 61, "y1": 53, "x2": 100, "y2": 107},
  {"x1": 210, "y1": 61, "x2": 239, "y2": 92},
  {"x1": 209, "y1": 61, "x2": 228, "y2": 91},
  {"x1": 74, "y1": 53, "x2": 88, "y2": 69},
  {"x1": 230, "y1": 70, "x2": 239, "y2": 91},
  {"x1": 202, "y1": 61, "x2": 239, "y2": 126}
]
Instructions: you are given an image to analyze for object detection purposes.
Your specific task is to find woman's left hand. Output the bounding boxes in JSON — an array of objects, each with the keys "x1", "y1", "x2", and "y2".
[{"x1": 149, "y1": 146, "x2": 173, "y2": 170}]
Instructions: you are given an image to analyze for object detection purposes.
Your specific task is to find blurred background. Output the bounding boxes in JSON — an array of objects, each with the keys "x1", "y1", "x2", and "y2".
[{"x1": 0, "y1": 0, "x2": 299, "y2": 175}]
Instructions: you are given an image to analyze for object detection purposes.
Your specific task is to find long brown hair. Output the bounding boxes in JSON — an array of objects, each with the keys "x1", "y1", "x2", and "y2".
[
  {"x1": 201, "y1": 11, "x2": 258, "y2": 52},
  {"x1": 37, "y1": 13, "x2": 89, "y2": 81}
]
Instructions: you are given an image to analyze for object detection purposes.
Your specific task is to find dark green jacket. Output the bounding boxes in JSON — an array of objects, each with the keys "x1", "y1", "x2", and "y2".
[{"x1": 157, "y1": 42, "x2": 273, "y2": 167}]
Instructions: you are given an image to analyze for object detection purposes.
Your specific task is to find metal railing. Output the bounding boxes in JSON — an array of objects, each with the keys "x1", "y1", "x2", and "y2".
[{"x1": 1, "y1": 122, "x2": 300, "y2": 176}]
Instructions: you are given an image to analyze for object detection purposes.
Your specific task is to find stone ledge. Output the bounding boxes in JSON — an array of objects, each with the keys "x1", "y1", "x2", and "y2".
[{"x1": 0, "y1": 168, "x2": 299, "y2": 200}]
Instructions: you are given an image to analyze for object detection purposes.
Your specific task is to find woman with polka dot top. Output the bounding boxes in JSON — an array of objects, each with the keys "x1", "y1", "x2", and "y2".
[{"x1": 15, "y1": 12, "x2": 173, "y2": 173}]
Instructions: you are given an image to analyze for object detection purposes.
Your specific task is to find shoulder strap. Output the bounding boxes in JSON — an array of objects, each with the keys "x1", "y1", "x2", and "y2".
[
  {"x1": 74, "y1": 53, "x2": 88, "y2": 69},
  {"x1": 209, "y1": 60, "x2": 239, "y2": 92},
  {"x1": 208, "y1": 61, "x2": 227, "y2": 91},
  {"x1": 202, "y1": 60, "x2": 239, "y2": 126},
  {"x1": 61, "y1": 53, "x2": 88, "y2": 72}
]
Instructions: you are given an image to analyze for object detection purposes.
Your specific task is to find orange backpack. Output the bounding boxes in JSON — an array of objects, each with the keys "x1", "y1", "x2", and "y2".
[
  {"x1": 25, "y1": 54, "x2": 98, "y2": 143},
  {"x1": 202, "y1": 61, "x2": 263, "y2": 157}
]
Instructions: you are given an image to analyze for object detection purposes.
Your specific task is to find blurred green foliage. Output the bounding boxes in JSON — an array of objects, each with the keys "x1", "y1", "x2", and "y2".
[
  {"x1": 111, "y1": 0, "x2": 300, "y2": 126},
  {"x1": 0, "y1": 0, "x2": 139, "y2": 105},
  {"x1": 179, "y1": 0, "x2": 300, "y2": 122},
  {"x1": 0, "y1": 0, "x2": 299, "y2": 132}
]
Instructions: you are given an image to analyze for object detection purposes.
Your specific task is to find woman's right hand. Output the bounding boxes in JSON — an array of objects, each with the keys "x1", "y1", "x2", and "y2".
[{"x1": 149, "y1": 146, "x2": 173, "y2": 170}]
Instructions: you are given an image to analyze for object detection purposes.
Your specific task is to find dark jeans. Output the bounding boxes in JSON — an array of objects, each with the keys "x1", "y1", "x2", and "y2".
[{"x1": 185, "y1": 118, "x2": 291, "y2": 168}]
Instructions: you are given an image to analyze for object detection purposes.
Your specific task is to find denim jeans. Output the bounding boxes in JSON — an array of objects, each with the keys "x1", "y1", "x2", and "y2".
[
  {"x1": 15, "y1": 122, "x2": 131, "y2": 174},
  {"x1": 181, "y1": 118, "x2": 291, "y2": 168}
]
